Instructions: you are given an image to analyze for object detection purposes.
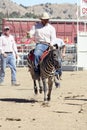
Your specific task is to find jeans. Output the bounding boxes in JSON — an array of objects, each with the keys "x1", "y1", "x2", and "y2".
[
  {"x1": 34, "y1": 43, "x2": 49, "y2": 71},
  {"x1": 55, "y1": 67, "x2": 62, "y2": 77},
  {"x1": 55, "y1": 58, "x2": 62, "y2": 76},
  {"x1": 0, "y1": 53, "x2": 16, "y2": 84}
]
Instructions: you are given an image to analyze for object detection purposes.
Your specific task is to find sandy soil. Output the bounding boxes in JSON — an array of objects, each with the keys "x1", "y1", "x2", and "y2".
[{"x1": 0, "y1": 67, "x2": 87, "y2": 130}]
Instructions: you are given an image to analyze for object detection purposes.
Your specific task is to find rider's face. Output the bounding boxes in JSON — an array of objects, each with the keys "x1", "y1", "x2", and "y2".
[
  {"x1": 41, "y1": 19, "x2": 49, "y2": 26},
  {"x1": 4, "y1": 29, "x2": 10, "y2": 36}
]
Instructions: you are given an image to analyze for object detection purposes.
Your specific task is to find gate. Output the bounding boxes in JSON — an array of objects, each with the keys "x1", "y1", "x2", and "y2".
[{"x1": 62, "y1": 43, "x2": 77, "y2": 71}]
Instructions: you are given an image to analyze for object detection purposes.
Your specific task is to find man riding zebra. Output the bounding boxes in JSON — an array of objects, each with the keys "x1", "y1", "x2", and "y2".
[{"x1": 27, "y1": 12, "x2": 61, "y2": 101}]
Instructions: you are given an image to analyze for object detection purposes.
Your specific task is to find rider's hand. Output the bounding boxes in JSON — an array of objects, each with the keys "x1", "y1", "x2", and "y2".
[
  {"x1": 62, "y1": 53, "x2": 65, "y2": 58},
  {"x1": 2, "y1": 53, "x2": 7, "y2": 58},
  {"x1": 15, "y1": 54, "x2": 19, "y2": 59}
]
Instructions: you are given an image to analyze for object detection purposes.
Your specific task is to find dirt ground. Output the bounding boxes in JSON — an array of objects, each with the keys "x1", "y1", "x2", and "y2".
[{"x1": 0, "y1": 67, "x2": 87, "y2": 130}]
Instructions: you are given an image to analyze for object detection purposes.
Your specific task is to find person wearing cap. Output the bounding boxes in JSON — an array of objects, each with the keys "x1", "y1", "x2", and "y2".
[
  {"x1": 28, "y1": 12, "x2": 56, "y2": 75},
  {"x1": 0, "y1": 26, "x2": 20, "y2": 86},
  {"x1": 53, "y1": 38, "x2": 66, "y2": 80}
]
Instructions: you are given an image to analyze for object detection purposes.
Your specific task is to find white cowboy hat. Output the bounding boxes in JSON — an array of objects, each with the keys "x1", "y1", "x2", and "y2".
[
  {"x1": 40, "y1": 12, "x2": 50, "y2": 19},
  {"x1": 4, "y1": 26, "x2": 10, "y2": 30}
]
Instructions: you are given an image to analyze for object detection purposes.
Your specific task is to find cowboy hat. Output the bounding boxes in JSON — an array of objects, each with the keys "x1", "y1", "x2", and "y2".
[
  {"x1": 40, "y1": 12, "x2": 50, "y2": 19},
  {"x1": 4, "y1": 26, "x2": 10, "y2": 30}
]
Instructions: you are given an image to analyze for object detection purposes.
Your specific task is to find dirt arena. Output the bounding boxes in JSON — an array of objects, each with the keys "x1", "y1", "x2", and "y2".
[{"x1": 0, "y1": 67, "x2": 87, "y2": 130}]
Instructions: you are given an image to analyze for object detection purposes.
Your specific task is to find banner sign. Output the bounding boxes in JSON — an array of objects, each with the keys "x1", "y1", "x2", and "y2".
[{"x1": 80, "y1": 0, "x2": 87, "y2": 16}]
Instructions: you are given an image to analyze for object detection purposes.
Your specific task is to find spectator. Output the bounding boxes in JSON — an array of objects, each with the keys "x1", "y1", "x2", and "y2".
[
  {"x1": 0, "y1": 26, "x2": 20, "y2": 86},
  {"x1": 0, "y1": 32, "x2": 2, "y2": 36},
  {"x1": 53, "y1": 38, "x2": 66, "y2": 79}
]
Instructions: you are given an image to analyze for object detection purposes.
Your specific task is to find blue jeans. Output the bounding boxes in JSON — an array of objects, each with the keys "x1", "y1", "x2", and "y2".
[
  {"x1": 55, "y1": 58, "x2": 62, "y2": 76},
  {"x1": 55, "y1": 67, "x2": 62, "y2": 76},
  {"x1": 34, "y1": 43, "x2": 49, "y2": 70},
  {"x1": 0, "y1": 53, "x2": 16, "y2": 84}
]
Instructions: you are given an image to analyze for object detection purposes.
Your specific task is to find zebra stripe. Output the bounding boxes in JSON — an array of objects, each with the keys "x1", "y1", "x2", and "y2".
[
  {"x1": 27, "y1": 48, "x2": 60, "y2": 101},
  {"x1": 40, "y1": 51, "x2": 56, "y2": 79}
]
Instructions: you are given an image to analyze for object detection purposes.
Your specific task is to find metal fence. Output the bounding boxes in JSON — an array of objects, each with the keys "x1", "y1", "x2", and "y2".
[
  {"x1": 16, "y1": 43, "x2": 77, "y2": 71},
  {"x1": 16, "y1": 43, "x2": 36, "y2": 67},
  {"x1": 62, "y1": 44, "x2": 77, "y2": 71},
  {"x1": 0, "y1": 43, "x2": 77, "y2": 71}
]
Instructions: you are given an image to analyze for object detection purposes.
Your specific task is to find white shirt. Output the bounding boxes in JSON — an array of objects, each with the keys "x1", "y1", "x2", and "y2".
[
  {"x1": 53, "y1": 38, "x2": 65, "y2": 48},
  {"x1": 29, "y1": 22, "x2": 56, "y2": 46},
  {"x1": 0, "y1": 34, "x2": 18, "y2": 55}
]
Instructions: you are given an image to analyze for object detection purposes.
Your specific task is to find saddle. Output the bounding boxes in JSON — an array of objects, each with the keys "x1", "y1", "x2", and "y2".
[
  {"x1": 40, "y1": 50, "x2": 49, "y2": 62},
  {"x1": 28, "y1": 49, "x2": 49, "y2": 63},
  {"x1": 28, "y1": 49, "x2": 34, "y2": 61}
]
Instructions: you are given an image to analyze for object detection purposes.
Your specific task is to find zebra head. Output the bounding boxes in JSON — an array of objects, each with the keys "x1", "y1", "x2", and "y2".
[{"x1": 50, "y1": 48, "x2": 61, "y2": 70}]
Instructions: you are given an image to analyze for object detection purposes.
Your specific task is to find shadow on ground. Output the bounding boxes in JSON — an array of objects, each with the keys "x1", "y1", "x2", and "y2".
[{"x1": 0, "y1": 98, "x2": 38, "y2": 103}]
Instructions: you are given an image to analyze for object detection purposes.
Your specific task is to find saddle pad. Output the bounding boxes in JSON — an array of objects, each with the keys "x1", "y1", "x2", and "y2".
[
  {"x1": 40, "y1": 50, "x2": 49, "y2": 62},
  {"x1": 28, "y1": 50, "x2": 34, "y2": 61}
]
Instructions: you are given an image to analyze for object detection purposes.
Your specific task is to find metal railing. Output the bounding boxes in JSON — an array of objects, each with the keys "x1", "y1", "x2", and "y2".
[
  {"x1": 16, "y1": 43, "x2": 36, "y2": 67},
  {"x1": 0, "y1": 43, "x2": 77, "y2": 71},
  {"x1": 62, "y1": 44, "x2": 77, "y2": 71}
]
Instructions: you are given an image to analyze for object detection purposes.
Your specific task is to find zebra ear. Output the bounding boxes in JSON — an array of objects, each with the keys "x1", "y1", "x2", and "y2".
[
  {"x1": 53, "y1": 44, "x2": 58, "y2": 49},
  {"x1": 50, "y1": 45, "x2": 56, "y2": 50}
]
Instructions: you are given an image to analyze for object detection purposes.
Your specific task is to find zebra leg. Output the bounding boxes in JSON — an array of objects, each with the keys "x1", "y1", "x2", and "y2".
[
  {"x1": 38, "y1": 78, "x2": 43, "y2": 94},
  {"x1": 42, "y1": 78, "x2": 47, "y2": 101},
  {"x1": 47, "y1": 77, "x2": 53, "y2": 101},
  {"x1": 33, "y1": 80, "x2": 38, "y2": 94}
]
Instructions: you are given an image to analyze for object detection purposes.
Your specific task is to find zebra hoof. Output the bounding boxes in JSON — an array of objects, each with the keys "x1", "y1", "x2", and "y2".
[
  {"x1": 55, "y1": 82, "x2": 60, "y2": 88},
  {"x1": 47, "y1": 96, "x2": 51, "y2": 101},
  {"x1": 44, "y1": 98, "x2": 47, "y2": 101},
  {"x1": 39, "y1": 87, "x2": 42, "y2": 94},
  {"x1": 34, "y1": 88, "x2": 38, "y2": 94}
]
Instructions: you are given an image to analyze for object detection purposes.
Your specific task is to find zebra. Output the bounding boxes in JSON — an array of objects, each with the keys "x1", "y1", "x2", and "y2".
[
  {"x1": 27, "y1": 47, "x2": 60, "y2": 101},
  {"x1": 27, "y1": 49, "x2": 43, "y2": 95}
]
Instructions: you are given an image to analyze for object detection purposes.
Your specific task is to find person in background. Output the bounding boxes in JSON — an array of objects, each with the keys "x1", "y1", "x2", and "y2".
[
  {"x1": 53, "y1": 38, "x2": 66, "y2": 79},
  {"x1": 0, "y1": 26, "x2": 20, "y2": 86},
  {"x1": 28, "y1": 12, "x2": 56, "y2": 75},
  {"x1": 0, "y1": 32, "x2": 2, "y2": 36}
]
